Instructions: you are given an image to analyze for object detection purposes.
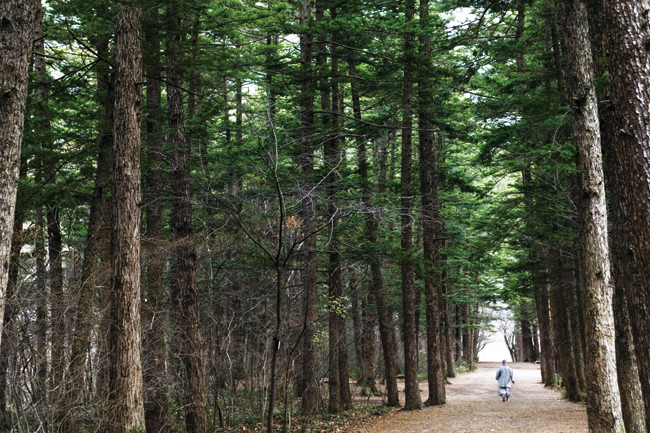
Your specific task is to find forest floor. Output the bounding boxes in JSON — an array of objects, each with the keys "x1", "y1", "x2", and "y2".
[{"x1": 346, "y1": 362, "x2": 588, "y2": 433}]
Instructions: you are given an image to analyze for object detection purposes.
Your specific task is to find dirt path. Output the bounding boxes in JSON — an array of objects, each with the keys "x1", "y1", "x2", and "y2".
[{"x1": 350, "y1": 362, "x2": 587, "y2": 433}]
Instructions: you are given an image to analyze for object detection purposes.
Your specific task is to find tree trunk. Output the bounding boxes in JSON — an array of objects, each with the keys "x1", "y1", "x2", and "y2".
[
  {"x1": 0, "y1": 168, "x2": 25, "y2": 426},
  {"x1": 143, "y1": 7, "x2": 168, "y2": 432},
  {"x1": 597, "y1": 1, "x2": 650, "y2": 430},
  {"x1": 39, "y1": 4, "x2": 64, "y2": 403},
  {"x1": 544, "y1": 5, "x2": 567, "y2": 104},
  {"x1": 559, "y1": 1, "x2": 623, "y2": 428},
  {"x1": 567, "y1": 258, "x2": 588, "y2": 394},
  {"x1": 461, "y1": 303, "x2": 473, "y2": 368},
  {"x1": 329, "y1": 7, "x2": 351, "y2": 410},
  {"x1": 400, "y1": 0, "x2": 421, "y2": 411},
  {"x1": 350, "y1": 280, "x2": 364, "y2": 376},
  {"x1": 0, "y1": 0, "x2": 36, "y2": 354},
  {"x1": 350, "y1": 61, "x2": 398, "y2": 407},
  {"x1": 585, "y1": 4, "x2": 647, "y2": 430},
  {"x1": 109, "y1": 3, "x2": 145, "y2": 432},
  {"x1": 361, "y1": 293, "x2": 378, "y2": 395},
  {"x1": 454, "y1": 304, "x2": 461, "y2": 363},
  {"x1": 443, "y1": 272, "x2": 455, "y2": 378},
  {"x1": 34, "y1": 204, "x2": 49, "y2": 417},
  {"x1": 65, "y1": 36, "x2": 113, "y2": 432},
  {"x1": 1, "y1": 1, "x2": 37, "y2": 424},
  {"x1": 314, "y1": 3, "x2": 341, "y2": 414},
  {"x1": 614, "y1": 280, "x2": 647, "y2": 433},
  {"x1": 549, "y1": 254, "x2": 581, "y2": 400},
  {"x1": 47, "y1": 203, "x2": 65, "y2": 403},
  {"x1": 418, "y1": 0, "x2": 445, "y2": 407},
  {"x1": 298, "y1": 0, "x2": 319, "y2": 416},
  {"x1": 520, "y1": 315, "x2": 535, "y2": 362},
  {"x1": 534, "y1": 278, "x2": 556, "y2": 387},
  {"x1": 166, "y1": 9, "x2": 208, "y2": 433}
]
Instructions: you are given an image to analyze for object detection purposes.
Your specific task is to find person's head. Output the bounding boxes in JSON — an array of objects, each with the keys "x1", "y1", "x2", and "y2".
[{"x1": 502, "y1": 360, "x2": 507, "y2": 365}]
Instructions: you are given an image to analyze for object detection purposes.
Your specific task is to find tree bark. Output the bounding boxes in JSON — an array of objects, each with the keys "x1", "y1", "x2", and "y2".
[
  {"x1": 597, "y1": 1, "x2": 650, "y2": 430},
  {"x1": 360, "y1": 293, "x2": 378, "y2": 395},
  {"x1": 559, "y1": 0, "x2": 623, "y2": 429},
  {"x1": 109, "y1": 3, "x2": 146, "y2": 432},
  {"x1": 1, "y1": 2, "x2": 37, "y2": 425},
  {"x1": 454, "y1": 306, "x2": 461, "y2": 362},
  {"x1": 350, "y1": 280, "x2": 364, "y2": 377},
  {"x1": 298, "y1": 0, "x2": 319, "y2": 416},
  {"x1": 65, "y1": 35, "x2": 113, "y2": 432},
  {"x1": 329, "y1": 6, "x2": 351, "y2": 411},
  {"x1": 143, "y1": 7, "x2": 168, "y2": 432},
  {"x1": 314, "y1": 2, "x2": 342, "y2": 414},
  {"x1": 34, "y1": 204, "x2": 48, "y2": 416},
  {"x1": 47, "y1": 202, "x2": 65, "y2": 393},
  {"x1": 520, "y1": 315, "x2": 535, "y2": 362},
  {"x1": 534, "y1": 276, "x2": 556, "y2": 387},
  {"x1": 443, "y1": 271, "x2": 455, "y2": 378},
  {"x1": 0, "y1": 167, "x2": 25, "y2": 425},
  {"x1": 586, "y1": 4, "x2": 647, "y2": 430},
  {"x1": 613, "y1": 280, "x2": 647, "y2": 433},
  {"x1": 166, "y1": 8, "x2": 208, "y2": 433},
  {"x1": 549, "y1": 254, "x2": 582, "y2": 401},
  {"x1": 418, "y1": 0, "x2": 445, "y2": 407},
  {"x1": 350, "y1": 61, "x2": 399, "y2": 407},
  {"x1": 461, "y1": 303, "x2": 473, "y2": 368},
  {"x1": 0, "y1": 0, "x2": 36, "y2": 361},
  {"x1": 400, "y1": 0, "x2": 422, "y2": 411},
  {"x1": 549, "y1": 254, "x2": 581, "y2": 400}
]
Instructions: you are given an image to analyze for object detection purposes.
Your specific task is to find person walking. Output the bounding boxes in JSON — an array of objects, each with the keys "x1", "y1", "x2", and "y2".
[{"x1": 496, "y1": 360, "x2": 515, "y2": 402}]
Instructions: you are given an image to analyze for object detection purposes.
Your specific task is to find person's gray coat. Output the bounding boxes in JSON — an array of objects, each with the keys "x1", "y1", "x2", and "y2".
[{"x1": 496, "y1": 364, "x2": 514, "y2": 388}]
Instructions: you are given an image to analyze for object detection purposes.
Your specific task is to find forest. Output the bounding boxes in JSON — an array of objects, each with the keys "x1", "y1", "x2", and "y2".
[{"x1": 1, "y1": 0, "x2": 650, "y2": 432}]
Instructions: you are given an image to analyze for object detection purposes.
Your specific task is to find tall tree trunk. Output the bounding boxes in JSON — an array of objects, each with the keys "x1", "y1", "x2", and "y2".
[
  {"x1": 549, "y1": 253, "x2": 581, "y2": 401},
  {"x1": 418, "y1": 0, "x2": 445, "y2": 407},
  {"x1": 544, "y1": 4, "x2": 566, "y2": 104},
  {"x1": 265, "y1": 6, "x2": 277, "y2": 129},
  {"x1": 40, "y1": 9, "x2": 63, "y2": 403},
  {"x1": 0, "y1": 169, "x2": 25, "y2": 426},
  {"x1": 1, "y1": 1, "x2": 38, "y2": 424},
  {"x1": 454, "y1": 304, "x2": 462, "y2": 363},
  {"x1": 534, "y1": 276, "x2": 556, "y2": 387},
  {"x1": 613, "y1": 281, "x2": 647, "y2": 433},
  {"x1": 350, "y1": 61, "x2": 399, "y2": 407},
  {"x1": 515, "y1": 4, "x2": 537, "y2": 367},
  {"x1": 568, "y1": 260, "x2": 588, "y2": 393},
  {"x1": 597, "y1": 1, "x2": 650, "y2": 430},
  {"x1": 360, "y1": 293, "x2": 378, "y2": 395},
  {"x1": 461, "y1": 303, "x2": 473, "y2": 367},
  {"x1": 586, "y1": 4, "x2": 647, "y2": 430},
  {"x1": 109, "y1": 3, "x2": 145, "y2": 432},
  {"x1": 65, "y1": 36, "x2": 113, "y2": 432},
  {"x1": 143, "y1": 7, "x2": 168, "y2": 432},
  {"x1": 47, "y1": 202, "x2": 65, "y2": 401},
  {"x1": 0, "y1": 0, "x2": 36, "y2": 354},
  {"x1": 166, "y1": 9, "x2": 208, "y2": 433},
  {"x1": 329, "y1": 6, "x2": 351, "y2": 410},
  {"x1": 400, "y1": 0, "x2": 421, "y2": 411},
  {"x1": 350, "y1": 280, "x2": 364, "y2": 376},
  {"x1": 34, "y1": 204, "x2": 49, "y2": 416},
  {"x1": 443, "y1": 270, "x2": 455, "y2": 378},
  {"x1": 299, "y1": 0, "x2": 319, "y2": 416},
  {"x1": 520, "y1": 315, "x2": 535, "y2": 362},
  {"x1": 314, "y1": 2, "x2": 340, "y2": 414},
  {"x1": 560, "y1": 1, "x2": 623, "y2": 429}
]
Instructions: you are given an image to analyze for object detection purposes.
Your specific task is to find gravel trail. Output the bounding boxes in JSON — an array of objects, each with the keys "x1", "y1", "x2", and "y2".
[{"x1": 349, "y1": 362, "x2": 588, "y2": 433}]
